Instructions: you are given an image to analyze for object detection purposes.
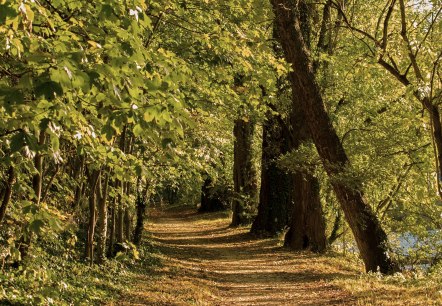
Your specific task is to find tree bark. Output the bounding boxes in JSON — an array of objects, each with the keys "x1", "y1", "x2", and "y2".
[
  {"x1": 285, "y1": 172, "x2": 326, "y2": 252},
  {"x1": 116, "y1": 127, "x2": 127, "y2": 245},
  {"x1": 17, "y1": 131, "x2": 46, "y2": 261},
  {"x1": 107, "y1": 194, "x2": 116, "y2": 257},
  {"x1": 284, "y1": 75, "x2": 327, "y2": 252},
  {"x1": 124, "y1": 207, "x2": 131, "y2": 242},
  {"x1": 0, "y1": 166, "x2": 15, "y2": 224},
  {"x1": 133, "y1": 178, "x2": 149, "y2": 246},
  {"x1": 116, "y1": 180, "x2": 124, "y2": 244},
  {"x1": 231, "y1": 118, "x2": 258, "y2": 226},
  {"x1": 271, "y1": 0, "x2": 398, "y2": 273},
  {"x1": 251, "y1": 114, "x2": 293, "y2": 235},
  {"x1": 96, "y1": 172, "x2": 109, "y2": 264},
  {"x1": 86, "y1": 168, "x2": 100, "y2": 264},
  {"x1": 72, "y1": 155, "x2": 85, "y2": 209},
  {"x1": 32, "y1": 131, "x2": 45, "y2": 205}
]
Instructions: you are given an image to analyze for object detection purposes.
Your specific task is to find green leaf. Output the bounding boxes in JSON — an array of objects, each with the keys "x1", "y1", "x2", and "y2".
[
  {"x1": 51, "y1": 135, "x2": 60, "y2": 151},
  {"x1": 133, "y1": 124, "x2": 143, "y2": 137},
  {"x1": 29, "y1": 219, "x2": 45, "y2": 235},
  {"x1": 0, "y1": 4, "x2": 17, "y2": 24},
  {"x1": 0, "y1": 88, "x2": 25, "y2": 105},
  {"x1": 143, "y1": 109, "x2": 156, "y2": 122},
  {"x1": 34, "y1": 81, "x2": 63, "y2": 100},
  {"x1": 10, "y1": 131, "x2": 25, "y2": 153},
  {"x1": 101, "y1": 123, "x2": 115, "y2": 141}
]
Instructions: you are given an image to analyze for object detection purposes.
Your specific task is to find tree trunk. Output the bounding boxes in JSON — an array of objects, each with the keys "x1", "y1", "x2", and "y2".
[
  {"x1": 0, "y1": 166, "x2": 15, "y2": 224},
  {"x1": 116, "y1": 126, "x2": 126, "y2": 245},
  {"x1": 124, "y1": 208, "x2": 131, "y2": 242},
  {"x1": 285, "y1": 173, "x2": 326, "y2": 252},
  {"x1": 72, "y1": 155, "x2": 85, "y2": 209},
  {"x1": 107, "y1": 195, "x2": 116, "y2": 257},
  {"x1": 133, "y1": 178, "x2": 149, "y2": 246},
  {"x1": 18, "y1": 131, "x2": 46, "y2": 261},
  {"x1": 116, "y1": 180, "x2": 124, "y2": 244},
  {"x1": 284, "y1": 73, "x2": 327, "y2": 252},
  {"x1": 231, "y1": 118, "x2": 258, "y2": 226},
  {"x1": 32, "y1": 131, "x2": 45, "y2": 205},
  {"x1": 271, "y1": 0, "x2": 398, "y2": 273},
  {"x1": 96, "y1": 172, "x2": 109, "y2": 264},
  {"x1": 251, "y1": 114, "x2": 293, "y2": 235},
  {"x1": 86, "y1": 169, "x2": 100, "y2": 264}
]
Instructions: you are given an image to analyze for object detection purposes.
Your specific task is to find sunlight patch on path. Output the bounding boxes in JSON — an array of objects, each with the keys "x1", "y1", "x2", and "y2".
[{"x1": 120, "y1": 208, "x2": 356, "y2": 305}]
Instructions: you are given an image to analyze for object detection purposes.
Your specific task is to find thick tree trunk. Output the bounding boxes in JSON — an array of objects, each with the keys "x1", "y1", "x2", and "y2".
[
  {"x1": 0, "y1": 166, "x2": 15, "y2": 224},
  {"x1": 96, "y1": 172, "x2": 109, "y2": 264},
  {"x1": 284, "y1": 84, "x2": 327, "y2": 252},
  {"x1": 231, "y1": 118, "x2": 258, "y2": 226},
  {"x1": 285, "y1": 173, "x2": 326, "y2": 252},
  {"x1": 251, "y1": 114, "x2": 293, "y2": 235},
  {"x1": 271, "y1": 0, "x2": 398, "y2": 273}
]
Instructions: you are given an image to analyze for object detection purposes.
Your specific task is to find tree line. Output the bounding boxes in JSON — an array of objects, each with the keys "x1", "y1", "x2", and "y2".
[{"x1": 0, "y1": 0, "x2": 441, "y2": 282}]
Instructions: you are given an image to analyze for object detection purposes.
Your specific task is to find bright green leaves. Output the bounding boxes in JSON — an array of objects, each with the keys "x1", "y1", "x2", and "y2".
[
  {"x1": 143, "y1": 107, "x2": 156, "y2": 122},
  {"x1": 50, "y1": 68, "x2": 71, "y2": 88},
  {"x1": 49, "y1": 61, "x2": 92, "y2": 95},
  {"x1": 133, "y1": 124, "x2": 144, "y2": 137}
]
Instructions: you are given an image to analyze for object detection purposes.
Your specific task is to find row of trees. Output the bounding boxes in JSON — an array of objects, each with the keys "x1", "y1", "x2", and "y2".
[
  {"x1": 0, "y1": 0, "x2": 441, "y2": 277},
  {"x1": 223, "y1": 0, "x2": 441, "y2": 274}
]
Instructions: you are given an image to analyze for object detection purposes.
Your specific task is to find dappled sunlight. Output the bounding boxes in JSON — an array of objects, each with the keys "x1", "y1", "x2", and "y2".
[{"x1": 120, "y1": 207, "x2": 355, "y2": 305}]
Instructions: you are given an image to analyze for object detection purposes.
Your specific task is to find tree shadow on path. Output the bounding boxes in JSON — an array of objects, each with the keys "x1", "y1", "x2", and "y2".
[{"x1": 121, "y1": 208, "x2": 358, "y2": 305}]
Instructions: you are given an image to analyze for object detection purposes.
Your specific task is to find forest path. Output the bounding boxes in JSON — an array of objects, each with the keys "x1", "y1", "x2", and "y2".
[{"x1": 120, "y1": 207, "x2": 357, "y2": 305}]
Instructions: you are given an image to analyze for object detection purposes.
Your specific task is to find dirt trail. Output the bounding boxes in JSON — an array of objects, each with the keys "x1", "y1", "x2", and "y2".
[{"x1": 121, "y1": 208, "x2": 357, "y2": 305}]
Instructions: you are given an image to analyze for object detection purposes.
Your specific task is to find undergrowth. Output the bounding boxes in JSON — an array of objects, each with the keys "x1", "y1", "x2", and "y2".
[{"x1": 0, "y1": 236, "x2": 161, "y2": 305}]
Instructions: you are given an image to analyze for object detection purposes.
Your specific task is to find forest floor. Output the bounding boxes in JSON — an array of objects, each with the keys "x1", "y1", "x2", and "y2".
[{"x1": 114, "y1": 207, "x2": 442, "y2": 306}]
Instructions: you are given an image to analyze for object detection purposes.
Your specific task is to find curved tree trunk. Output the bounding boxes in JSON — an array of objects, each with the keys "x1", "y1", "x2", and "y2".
[
  {"x1": 231, "y1": 118, "x2": 258, "y2": 226},
  {"x1": 271, "y1": 0, "x2": 398, "y2": 273}
]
